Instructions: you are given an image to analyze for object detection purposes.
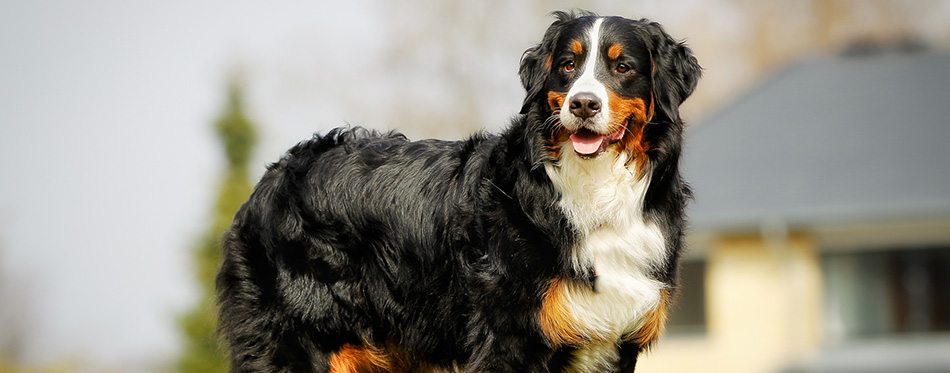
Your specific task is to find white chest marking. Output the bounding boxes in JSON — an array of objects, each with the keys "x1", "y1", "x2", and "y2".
[{"x1": 545, "y1": 148, "x2": 667, "y2": 370}]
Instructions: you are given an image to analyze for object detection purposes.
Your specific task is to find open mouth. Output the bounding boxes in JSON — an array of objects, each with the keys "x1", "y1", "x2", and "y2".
[{"x1": 568, "y1": 122, "x2": 627, "y2": 156}]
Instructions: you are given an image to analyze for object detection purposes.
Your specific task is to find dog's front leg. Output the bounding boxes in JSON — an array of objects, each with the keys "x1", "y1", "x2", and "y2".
[{"x1": 614, "y1": 341, "x2": 641, "y2": 372}]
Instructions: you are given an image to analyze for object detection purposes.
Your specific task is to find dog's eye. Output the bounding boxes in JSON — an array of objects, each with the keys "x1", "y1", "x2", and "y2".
[
  {"x1": 616, "y1": 63, "x2": 631, "y2": 74},
  {"x1": 562, "y1": 60, "x2": 575, "y2": 73}
]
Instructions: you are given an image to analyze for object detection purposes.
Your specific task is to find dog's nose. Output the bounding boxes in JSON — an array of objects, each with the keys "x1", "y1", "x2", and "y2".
[{"x1": 569, "y1": 93, "x2": 601, "y2": 119}]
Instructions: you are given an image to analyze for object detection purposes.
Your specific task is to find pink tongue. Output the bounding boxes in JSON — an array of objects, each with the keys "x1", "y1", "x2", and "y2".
[{"x1": 570, "y1": 130, "x2": 606, "y2": 155}]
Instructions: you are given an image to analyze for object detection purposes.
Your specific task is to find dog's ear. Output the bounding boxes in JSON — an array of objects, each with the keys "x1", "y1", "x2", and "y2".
[
  {"x1": 644, "y1": 21, "x2": 701, "y2": 124},
  {"x1": 518, "y1": 44, "x2": 548, "y2": 115},
  {"x1": 519, "y1": 12, "x2": 574, "y2": 115}
]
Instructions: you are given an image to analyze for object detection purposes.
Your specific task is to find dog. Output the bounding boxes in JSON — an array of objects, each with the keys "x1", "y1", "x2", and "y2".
[{"x1": 217, "y1": 10, "x2": 700, "y2": 372}]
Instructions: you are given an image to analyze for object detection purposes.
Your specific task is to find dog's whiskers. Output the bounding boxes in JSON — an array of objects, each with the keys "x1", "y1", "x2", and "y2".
[{"x1": 543, "y1": 112, "x2": 561, "y2": 132}]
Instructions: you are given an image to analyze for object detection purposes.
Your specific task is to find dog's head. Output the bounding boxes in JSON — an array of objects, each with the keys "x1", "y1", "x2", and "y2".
[{"x1": 520, "y1": 11, "x2": 700, "y2": 162}]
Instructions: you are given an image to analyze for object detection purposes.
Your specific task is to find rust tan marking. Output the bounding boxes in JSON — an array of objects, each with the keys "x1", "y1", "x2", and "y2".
[
  {"x1": 545, "y1": 55, "x2": 553, "y2": 70},
  {"x1": 539, "y1": 278, "x2": 588, "y2": 346},
  {"x1": 547, "y1": 90, "x2": 566, "y2": 113},
  {"x1": 626, "y1": 290, "x2": 671, "y2": 350},
  {"x1": 606, "y1": 91, "x2": 649, "y2": 126},
  {"x1": 608, "y1": 44, "x2": 623, "y2": 60},
  {"x1": 606, "y1": 89, "x2": 652, "y2": 175},
  {"x1": 544, "y1": 91, "x2": 570, "y2": 159},
  {"x1": 625, "y1": 123, "x2": 651, "y2": 177},
  {"x1": 545, "y1": 126, "x2": 571, "y2": 160},
  {"x1": 328, "y1": 343, "x2": 392, "y2": 373},
  {"x1": 570, "y1": 39, "x2": 583, "y2": 55}
]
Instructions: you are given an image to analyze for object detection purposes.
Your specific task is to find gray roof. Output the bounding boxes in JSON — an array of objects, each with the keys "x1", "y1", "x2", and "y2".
[{"x1": 682, "y1": 49, "x2": 950, "y2": 231}]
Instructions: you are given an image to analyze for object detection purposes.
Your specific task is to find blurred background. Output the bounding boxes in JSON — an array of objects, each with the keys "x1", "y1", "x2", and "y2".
[{"x1": 1, "y1": 0, "x2": 948, "y2": 372}]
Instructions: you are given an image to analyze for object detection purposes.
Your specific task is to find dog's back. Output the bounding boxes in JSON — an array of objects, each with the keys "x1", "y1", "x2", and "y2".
[{"x1": 217, "y1": 128, "x2": 503, "y2": 369}]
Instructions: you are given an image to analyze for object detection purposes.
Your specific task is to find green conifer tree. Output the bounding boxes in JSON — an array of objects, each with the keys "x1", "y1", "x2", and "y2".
[{"x1": 179, "y1": 79, "x2": 257, "y2": 372}]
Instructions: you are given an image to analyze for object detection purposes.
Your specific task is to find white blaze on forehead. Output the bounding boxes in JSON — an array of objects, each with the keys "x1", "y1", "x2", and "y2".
[{"x1": 560, "y1": 18, "x2": 610, "y2": 133}]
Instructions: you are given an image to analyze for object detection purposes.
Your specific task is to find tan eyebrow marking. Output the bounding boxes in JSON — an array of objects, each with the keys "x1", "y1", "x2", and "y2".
[
  {"x1": 570, "y1": 40, "x2": 583, "y2": 55},
  {"x1": 608, "y1": 44, "x2": 622, "y2": 60}
]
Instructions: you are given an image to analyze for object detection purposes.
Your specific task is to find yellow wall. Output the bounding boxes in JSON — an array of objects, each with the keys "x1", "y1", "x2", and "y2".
[{"x1": 638, "y1": 233, "x2": 823, "y2": 373}]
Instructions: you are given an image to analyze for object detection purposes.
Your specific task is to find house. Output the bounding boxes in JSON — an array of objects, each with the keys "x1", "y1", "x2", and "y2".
[{"x1": 638, "y1": 46, "x2": 950, "y2": 372}]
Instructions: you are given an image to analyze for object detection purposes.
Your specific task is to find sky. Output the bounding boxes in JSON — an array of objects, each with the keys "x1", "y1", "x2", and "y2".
[
  {"x1": 1, "y1": 0, "x2": 949, "y2": 370},
  {"x1": 0, "y1": 0, "x2": 385, "y2": 368}
]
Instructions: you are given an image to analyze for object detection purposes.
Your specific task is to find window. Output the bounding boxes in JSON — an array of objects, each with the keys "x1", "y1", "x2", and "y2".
[
  {"x1": 822, "y1": 246, "x2": 950, "y2": 342},
  {"x1": 666, "y1": 260, "x2": 707, "y2": 335}
]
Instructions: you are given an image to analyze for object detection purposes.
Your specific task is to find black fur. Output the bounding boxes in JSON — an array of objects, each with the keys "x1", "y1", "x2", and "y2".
[{"x1": 217, "y1": 11, "x2": 699, "y2": 372}]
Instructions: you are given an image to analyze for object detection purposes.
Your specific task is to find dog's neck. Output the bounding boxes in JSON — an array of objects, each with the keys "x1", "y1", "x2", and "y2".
[{"x1": 544, "y1": 148, "x2": 652, "y2": 234}]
